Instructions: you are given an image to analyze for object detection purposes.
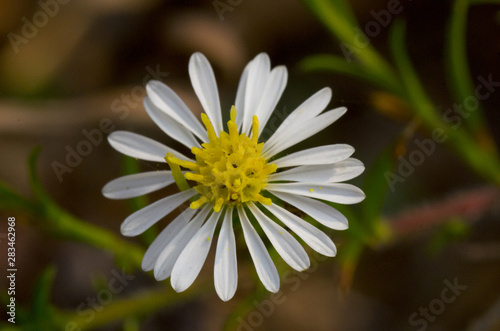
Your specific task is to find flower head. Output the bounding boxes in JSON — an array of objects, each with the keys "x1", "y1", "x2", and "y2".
[{"x1": 102, "y1": 52, "x2": 365, "y2": 301}]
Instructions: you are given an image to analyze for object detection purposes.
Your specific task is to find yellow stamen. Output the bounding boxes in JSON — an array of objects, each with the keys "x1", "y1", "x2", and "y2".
[
  {"x1": 190, "y1": 196, "x2": 208, "y2": 209},
  {"x1": 228, "y1": 106, "x2": 239, "y2": 138},
  {"x1": 201, "y1": 113, "x2": 218, "y2": 143},
  {"x1": 166, "y1": 154, "x2": 199, "y2": 170},
  {"x1": 167, "y1": 107, "x2": 276, "y2": 212},
  {"x1": 184, "y1": 173, "x2": 206, "y2": 182},
  {"x1": 255, "y1": 194, "x2": 272, "y2": 205},
  {"x1": 251, "y1": 115, "x2": 259, "y2": 144},
  {"x1": 214, "y1": 198, "x2": 224, "y2": 212}
]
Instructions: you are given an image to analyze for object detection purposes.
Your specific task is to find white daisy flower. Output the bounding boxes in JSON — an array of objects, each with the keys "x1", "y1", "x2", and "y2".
[{"x1": 102, "y1": 52, "x2": 365, "y2": 301}]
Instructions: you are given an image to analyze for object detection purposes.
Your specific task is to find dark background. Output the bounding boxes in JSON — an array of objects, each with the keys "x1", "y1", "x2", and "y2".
[{"x1": 1, "y1": 0, "x2": 500, "y2": 330}]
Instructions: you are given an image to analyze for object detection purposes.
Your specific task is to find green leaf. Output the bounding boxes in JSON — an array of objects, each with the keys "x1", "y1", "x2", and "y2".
[
  {"x1": 300, "y1": 54, "x2": 395, "y2": 91},
  {"x1": 445, "y1": 0, "x2": 490, "y2": 137},
  {"x1": 28, "y1": 146, "x2": 52, "y2": 204},
  {"x1": 389, "y1": 20, "x2": 500, "y2": 185},
  {"x1": 337, "y1": 238, "x2": 364, "y2": 292},
  {"x1": 32, "y1": 266, "x2": 57, "y2": 323},
  {"x1": 302, "y1": 0, "x2": 400, "y2": 92},
  {"x1": 123, "y1": 316, "x2": 141, "y2": 331},
  {"x1": 0, "y1": 179, "x2": 38, "y2": 213},
  {"x1": 27, "y1": 147, "x2": 145, "y2": 269},
  {"x1": 360, "y1": 145, "x2": 397, "y2": 240},
  {"x1": 389, "y1": 20, "x2": 441, "y2": 127}
]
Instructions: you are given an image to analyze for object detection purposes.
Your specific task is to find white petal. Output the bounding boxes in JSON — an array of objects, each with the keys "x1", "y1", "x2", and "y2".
[
  {"x1": 237, "y1": 205, "x2": 279, "y2": 293},
  {"x1": 120, "y1": 188, "x2": 196, "y2": 236},
  {"x1": 144, "y1": 97, "x2": 201, "y2": 149},
  {"x1": 146, "y1": 80, "x2": 208, "y2": 142},
  {"x1": 264, "y1": 107, "x2": 347, "y2": 158},
  {"x1": 267, "y1": 182, "x2": 365, "y2": 205},
  {"x1": 214, "y1": 207, "x2": 238, "y2": 301},
  {"x1": 142, "y1": 207, "x2": 197, "y2": 271},
  {"x1": 268, "y1": 158, "x2": 365, "y2": 183},
  {"x1": 263, "y1": 203, "x2": 337, "y2": 257},
  {"x1": 108, "y1": 131, "x2": 194, "y2": 163},
  {"x1": 248, "y1": 203, "x2": 309, "y2": 271},
  {"x1": 102, "y1": 171, "x2": 174, "y2": 199},
  {"x1": 264, "y1": 87, "x2": 331, "y2": 148},
  {"x1": 234, "y1": 63, "x2": 250, "y2": 130},
  {"x1": 271, "y1": 191, "x2": 348, "y2": 230},
  {"x1": 154, "y1": 205, "x2": 212, "y2": 280},
  {"x1": 255, "y1": 66, "x2": 288, "y2": 138},
  {"x1": 171, "y1": 209, "x2": 222, "y2": 292},
  {"x1": 242, "y1": 53, "x2": 271, "y2": 135},
  {"x1": 271, "y1": 144, "x2": 354, "y2": 168},
  {"x1": 189, "y1": 52, "x2": 223, "y2": 135}
]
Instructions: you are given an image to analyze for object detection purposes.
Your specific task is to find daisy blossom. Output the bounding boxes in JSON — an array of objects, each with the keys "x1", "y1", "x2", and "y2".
[{"x1": 102, "y1": 52, "x2": 365, "y2": 301}]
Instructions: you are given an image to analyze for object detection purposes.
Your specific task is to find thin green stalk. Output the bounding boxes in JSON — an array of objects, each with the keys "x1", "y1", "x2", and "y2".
[
  {"x1": 22, "y1": 148, "x2": 145, "y2": 269},
  {"x1": 300, "y1": 54, "x2": 399, "y2": 92},
  {"x1": 446, "y1": 0, "x2": 492, "y2": 147},
  {"x1": 303, "y1": 0, "x2": 401, "y2": 93},
  {"x1": 64, "y1": 285, "x2": 206, "y2": 330},
  {"x1": 390, "y1": 20, "x2": 500, "y2": 184}
]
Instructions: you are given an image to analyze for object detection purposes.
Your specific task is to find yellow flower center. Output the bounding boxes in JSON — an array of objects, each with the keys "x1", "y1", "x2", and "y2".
[{"x1": 166, "y1": 106, "x2": 277, "y2": 212}]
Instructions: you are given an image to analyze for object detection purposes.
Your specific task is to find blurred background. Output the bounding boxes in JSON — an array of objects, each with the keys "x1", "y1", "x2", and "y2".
[{"x1": 1, "y1": 0, "x2": 500, "y2": 330}]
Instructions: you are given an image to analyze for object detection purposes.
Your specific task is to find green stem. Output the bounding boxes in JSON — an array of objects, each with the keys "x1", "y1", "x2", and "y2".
[
  {"x1": 24, "y1": 148, "x2": 145, "y2": 269},
  {"x1": 446, "y1": 0, "x2": 495, "y2": 153},
  {"x1": 303, "y1": 0, "x2": 401, "y2": 93},
  {"x1": 62, "y1": 285, "x2": 206, "y2": 330},
  {"x1": 390, "y1": 20, "x2": 500, "y2": 185},
  {"x1": 166, "y1": 152, "x2": 191, "y2": 192}
]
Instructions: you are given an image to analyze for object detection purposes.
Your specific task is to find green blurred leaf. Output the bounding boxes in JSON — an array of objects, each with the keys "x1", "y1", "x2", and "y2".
[
  {"x1": 389, "y1": 20, "x2": 441, "y2": 127},
  {"x1": 0, "y1": 180, "x2": 38, "y2": 214},
  {"x1": 302, "y1": 0, "x2": 360, "y2": 44},
  {"x1": 123, "y1": 316, "x2": 141, "y2": 331},
  {"x1": 27, "y1": 147, "x2": 145, "y2": 269},
  {"x1": 28, "y1": 146, "x2": 53, "y2": 205},
  {"x1": 446, "y1": 0, "x2": 490, "y2": 139},
  {"x1": 389, "y1": 20, "x2": 500, "y2": 185},
  {"x1": 302, "y1": 0, "x2": 400, "y2": 92},
  {"x1": 32, "y1": 266, "x2": 57, "y2": 324},
  {"x1": 300, "y1": 54, "x2": 394, "y2": 91},
  {"x1": 361, "y1": 148, "x2": 393, "y2": 222},
  {"x1": 337, "y1": 238, "x2": 364, "y2": 292},
  {"x1": 360, "y1": 145, "x2": 400, "y2": 245}
]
